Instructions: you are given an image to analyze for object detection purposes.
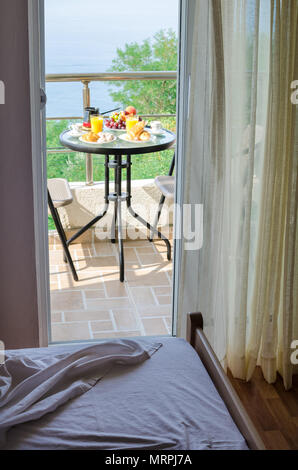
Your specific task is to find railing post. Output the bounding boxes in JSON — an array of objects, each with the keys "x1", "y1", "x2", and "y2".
[
  {"x1": 82, "y1": 80, "x2": 93, "y2": 186},
  {"x1": 82, "y1": 80, "x2": 90, "y2": 108}
]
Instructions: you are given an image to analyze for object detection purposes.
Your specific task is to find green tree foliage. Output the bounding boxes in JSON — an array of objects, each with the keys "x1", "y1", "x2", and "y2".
[{"x1": 108, "y1": 29, "x2": 178, "y2": 114}]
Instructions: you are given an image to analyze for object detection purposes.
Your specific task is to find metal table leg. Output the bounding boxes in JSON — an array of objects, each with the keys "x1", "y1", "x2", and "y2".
[
  {"x1": 111, "y1": 162, "x2": 117, "y2": 244},
  {"x1": 115, "y1": 155, "x2": 124, "y2": 282},
  {"x1": 106, "y1": 155, "x2": 127, "y2": 282}
]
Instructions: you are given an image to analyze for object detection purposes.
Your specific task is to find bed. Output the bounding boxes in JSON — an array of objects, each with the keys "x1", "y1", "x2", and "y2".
[{"x1": 0, "y1": 313, "x2": 264, "y2": 450}]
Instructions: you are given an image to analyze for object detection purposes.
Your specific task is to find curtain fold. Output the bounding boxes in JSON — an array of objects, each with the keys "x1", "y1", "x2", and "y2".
[
  {"x1": 246, "y1": 0, "x2": 298, "y2": 389},
  {"x1": 179, "y1": 0, "x2": 298, "y2": 389}
]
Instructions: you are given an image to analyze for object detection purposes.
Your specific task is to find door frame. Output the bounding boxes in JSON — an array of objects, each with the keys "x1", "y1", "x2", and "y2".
[
  {"x1": 172, "y1": 0, "x2": 196, "y2": 337},
  {"x1": 28, "y1": 0, "x2": 194, "y2": 344},
  {"x1": 28, "y1": 0, "x2": 50, "y2": 346}
]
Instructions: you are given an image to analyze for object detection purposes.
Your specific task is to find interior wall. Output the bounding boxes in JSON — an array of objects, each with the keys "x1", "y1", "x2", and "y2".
[{"x1": 0, "y1": 0, "x2": 39, "y2": 349}]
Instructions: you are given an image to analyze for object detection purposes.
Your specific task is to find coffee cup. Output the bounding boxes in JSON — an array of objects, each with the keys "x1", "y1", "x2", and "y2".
[{"x1": 151, "y1": 121, "x2": 162, "y2": 133}]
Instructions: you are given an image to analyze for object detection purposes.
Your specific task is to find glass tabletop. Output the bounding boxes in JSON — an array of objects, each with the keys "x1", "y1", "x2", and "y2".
[{"x1": 60, "y1": 128, "x2": 176, "y2": 156}]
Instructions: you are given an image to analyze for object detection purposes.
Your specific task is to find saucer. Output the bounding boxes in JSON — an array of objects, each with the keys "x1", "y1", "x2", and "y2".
[{"x1": 151, "y1": 129, "x2": 164, "y2": 136}]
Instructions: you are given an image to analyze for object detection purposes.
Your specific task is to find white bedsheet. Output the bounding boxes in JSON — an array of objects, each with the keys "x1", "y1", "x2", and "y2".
[
  {"x1": 0, "y1": 339, "x2": 161, "y2": 448},
  {"x1": 1, "y1": 337, "x2": 248, "y2": 450}
]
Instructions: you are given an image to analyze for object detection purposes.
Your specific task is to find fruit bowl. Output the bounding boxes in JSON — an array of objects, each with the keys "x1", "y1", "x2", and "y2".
[
  {"x1": 105, "y1": 111, "x2": 127, "y2": 130},
  {"x1": 104, "y1": 106, "x2": 139, "y2": 131}
]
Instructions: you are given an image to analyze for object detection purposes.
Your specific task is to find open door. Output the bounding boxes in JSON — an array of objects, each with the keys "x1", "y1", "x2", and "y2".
[
  {"x1": 28, "y1": 0, "x2": 50, "y2": 346},
  {"x1": 29, "y1": 0, "x2": 185, "y2": 345}
]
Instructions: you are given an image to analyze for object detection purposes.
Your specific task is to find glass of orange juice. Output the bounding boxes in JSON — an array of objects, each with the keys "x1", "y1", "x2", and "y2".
[
  {"x1": 90, "y1": 115, "x2": 104, "y2": 133},
  {"x1": 126, "y1": 116, "x2": 139, "y2": 131}
]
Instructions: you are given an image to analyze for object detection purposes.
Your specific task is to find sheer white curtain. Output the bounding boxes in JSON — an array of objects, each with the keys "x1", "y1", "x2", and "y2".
[{"x1": 178, "y1": 0, "x2": 298, "y2": 389}]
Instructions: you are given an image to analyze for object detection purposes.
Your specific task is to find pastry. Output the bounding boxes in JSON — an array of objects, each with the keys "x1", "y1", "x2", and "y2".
[
  {"x1": 97, "y1": 132, "x2": 115, "y2": 143},
  {"x1": 81, "y1": 132, "x2": 99, "y2": 142},
  {"x1": 139, "y1": 131, "x2": 150, "y2": 141},
  {"x1": 127, "y1": 121, "x2": 146, "y2": 141}
]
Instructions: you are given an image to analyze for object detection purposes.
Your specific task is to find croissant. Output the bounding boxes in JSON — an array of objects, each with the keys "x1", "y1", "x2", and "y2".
[
  {"x1": 139, "y1": 131, "x2": 150, "y2": 141},
  {"x1": 127, "y1": 121, "x2": 146, "y2": 141},
  {"x1": 82, "y1": 132, "x2": 99, "y2": 142}
]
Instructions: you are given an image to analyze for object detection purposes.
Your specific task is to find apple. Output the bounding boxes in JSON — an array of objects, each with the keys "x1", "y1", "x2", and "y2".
[{"x1": 125, "y1": 106, "x2": 137, "y2": 116}]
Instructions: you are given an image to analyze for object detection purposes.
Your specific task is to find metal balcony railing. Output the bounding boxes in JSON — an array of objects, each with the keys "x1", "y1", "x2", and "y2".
[{"x1": 46, "y1": 71, "x2": 177, "y2": 185}]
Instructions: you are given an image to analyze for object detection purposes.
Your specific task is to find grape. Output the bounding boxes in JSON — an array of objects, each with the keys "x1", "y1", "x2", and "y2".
[{"x1": 105, "y1": 113, "x2": 127, "y2": 130}]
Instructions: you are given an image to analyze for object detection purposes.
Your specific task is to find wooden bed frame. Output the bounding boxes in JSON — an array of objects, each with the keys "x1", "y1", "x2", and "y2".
[{"x1": 186, "y1": 312, "x2": 265, "y2": 450}]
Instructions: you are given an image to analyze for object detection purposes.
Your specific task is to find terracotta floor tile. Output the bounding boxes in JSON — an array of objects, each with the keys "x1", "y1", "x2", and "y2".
[
  {"x1": 138, "y1": 305, "x2": 172, "y2": 317},
  {"x1": 48, "y1": 234, "x2": 56, "y2": 246},
  {"x1": 123, "y1": 247, "x2": 139, "y2": 263},
  {"x1": 84, "y1": 289, "x2": 106, "y2": 299},
  {"x1": 64, "y1": 310, "x2": 110, "y2": 322},
  {"x1": 112, "y1": 309, "x2": 139, "y2": 331},
  {"x1": 130, "y1": 287, "x2": 156, "y2": 306},
  {"x1": 50, "y1": 263, "x2": 60, "y2": 274},
  {"x1": 51, "y1": 322, "x2": 91, "y2": 342},
  {"x1": 154, "y1": 287, "x2": 172, "y2": 296},
  {"x1": 141, "y1": 318, "x2": 168, "y2": 336},
  {"x1": 100, "y1": 271, "x2": 123, "y2": 282},
  {"x1": 57, "y1": 242, "x2": 91, "y2": 252},
  {"x1": 154, "y1": 241, "x2": 169, "y2": 253},
  {"x1": 86, "y1": 297, "x2": 132, "y2": 311},
  {"x1": 126, "y1": 268, "x2": 170, "y2": 287},
  {"x1": 49, "y1": 251, "x2": 65, "y2": 265},
  {"x1": 137, "y1": 253, "x2": 165, "y2": 266},
  {"x1": 66, "y1": 230, "x2": 93, "y2": 244},
  {"x1": 71, "y1": 245, "x2": 95, "y2": 258},
  {"x1": 93, "y1": 331, "x2": 140, "y2": 340},
  {"x1": 76, "y1": 256, "x2": 118, "y2": 271},
  {"x1": 51, "y1": 312, "x2": 62, "y2": 323},
  {"x1": 104, "y1": 279, "x2": 128, "y2": 298},
  {"x1": 90, "y1": 320, "x2": 114, "y2": 333},
  {"x1": 94, "y1": 243, "x2": 114, "y2": 257},
  {"x1": 59, "y1": 272, "x2": 103, "y2": 290},
  {"x1": 51, "y1": 265, "x2": 68, "y2": 274},
  {"x1": 51, "y1": 291, "x2": 84, "y2": 312},
  {"x1": 50, "y1": 281, "x2": 59, "y2": 291},
  {"x1": 135, "y1": 245, "x2": 156, "y2": 254},
  {"x1": 157, "y1": 295, "x2": 172, "y2": 305},
  {"x1": 123, "y1": 239, "x2": 151, "y2": 247}
]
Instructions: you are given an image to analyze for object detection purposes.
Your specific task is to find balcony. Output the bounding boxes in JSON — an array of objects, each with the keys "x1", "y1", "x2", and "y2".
[{"x1": 47, "y1": 72, "x2": 176, "y2": 343}]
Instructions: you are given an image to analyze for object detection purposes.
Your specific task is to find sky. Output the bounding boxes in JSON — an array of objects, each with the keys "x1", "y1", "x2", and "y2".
[
  {"x1": 45, "y1": 0, "x2": 179, "y2": 115},
  {"x1": 45, "y1": 0, "x2": 179, "y2": 73}
]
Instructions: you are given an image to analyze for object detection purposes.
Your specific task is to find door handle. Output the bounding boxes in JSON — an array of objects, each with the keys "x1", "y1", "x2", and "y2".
[{"x1": 40, "y1": 88, "x2": 47, "y2": 109}]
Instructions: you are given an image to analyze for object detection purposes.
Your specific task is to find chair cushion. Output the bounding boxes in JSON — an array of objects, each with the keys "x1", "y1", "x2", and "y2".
[
  {"x1": 154, "y1": 175, "x2": 175, "y2": 200},
  {"x1": 48, "y1": 178, "x2": 73, "y2": 208}
]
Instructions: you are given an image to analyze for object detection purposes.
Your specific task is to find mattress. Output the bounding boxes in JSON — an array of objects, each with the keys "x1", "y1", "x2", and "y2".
[{"x1": 1, "y1": 337, "x2": 248, "y2": 450}]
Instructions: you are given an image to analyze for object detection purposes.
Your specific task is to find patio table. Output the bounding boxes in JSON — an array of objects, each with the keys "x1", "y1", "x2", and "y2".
[{"x1": 59, "y1": 128, "x2": 176, "y2": 282}]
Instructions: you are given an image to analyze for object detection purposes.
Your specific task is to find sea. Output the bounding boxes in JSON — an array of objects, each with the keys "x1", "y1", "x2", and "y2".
[{"x1": 45, "y1": 0, "x2": 179, "y2": 118}]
